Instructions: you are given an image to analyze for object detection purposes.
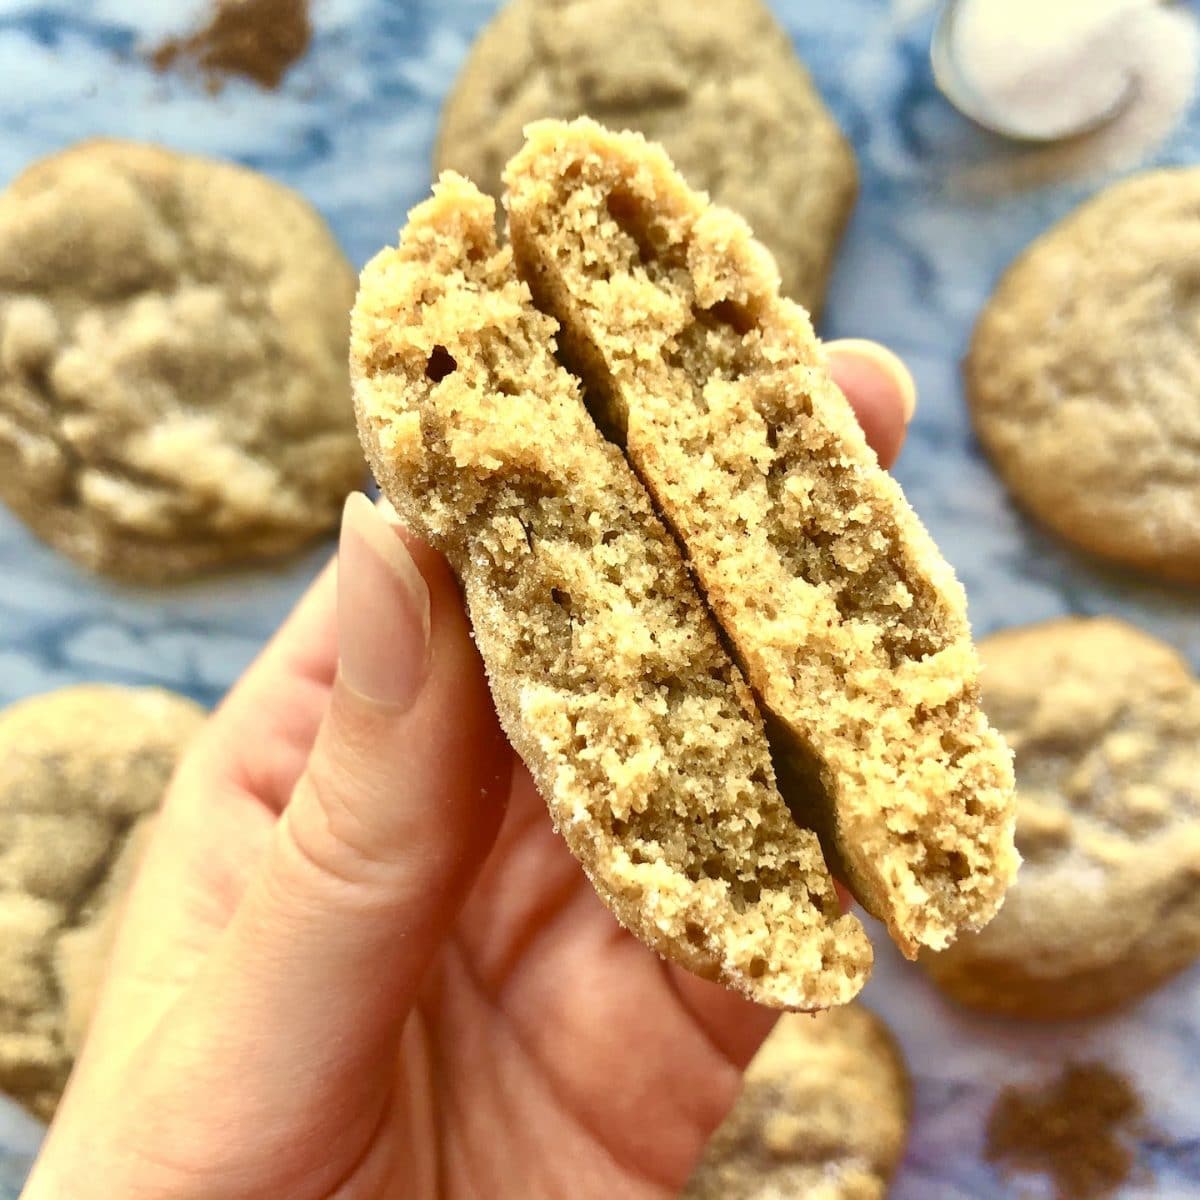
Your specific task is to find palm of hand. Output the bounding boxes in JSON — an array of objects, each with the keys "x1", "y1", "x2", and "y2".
[{"x1": 408, "y1": 767, "x2": 759, "y2": 1200}]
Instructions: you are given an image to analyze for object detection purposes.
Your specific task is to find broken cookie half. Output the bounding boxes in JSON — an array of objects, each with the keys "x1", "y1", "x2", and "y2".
[
  {"x1": 351, "y1": 174, "x2": 871, "y2": 1009},
  {"x1": 504, "y1": 119, "x2": 1018, "y2": 957},
  {"x1": 351, "y1": 120, "x2": 1017, "y2": 1005}
]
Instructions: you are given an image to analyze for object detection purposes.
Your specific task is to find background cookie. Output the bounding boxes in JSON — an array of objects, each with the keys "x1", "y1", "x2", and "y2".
[
  {"x1": 0, "y1": 685, "x2": 205, "y2": 1120},
  {"x1": 0, "y1": 139, "x2": 364, "y2": 582},
  {"x1": 435, "y1": 0, "x2": 856, "y2": 317},
  {"x1": 922, "y1": 618, "x2": 1200, "y2": 1019},
  {"x1": 967, "y1": 170, "x2": 1200, "y2": 585},
  {"x1": 683, "y1": 1004, "x2": 910, "y2": 1199}
]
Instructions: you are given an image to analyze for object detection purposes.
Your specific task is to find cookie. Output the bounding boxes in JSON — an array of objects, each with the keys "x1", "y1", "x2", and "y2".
[
  {"x1": 0, "y1": 685, "x2": 205, "y2": 1119},
  {"x1": 922, "y1": 618, "x2": 1200, "y2": 1019},
  {"x1": 0, "y1": 139, "x2": 363, "y2": 582},
  {"x1": 504, "y1": 119, "x2": 1017, "y2": 958},
  {"x1": 435, "y1": 0, "x2": 856, "y2": 317},
  {"x1": 966, "y1": 170, "x2": 1200, "y2": 585},
  {"x1": 351, "y1": 174, "x2": 872, "y2": 1009},
  {"x1": 683, "y1": 1004, "x2": 910, "y2": 1200}
]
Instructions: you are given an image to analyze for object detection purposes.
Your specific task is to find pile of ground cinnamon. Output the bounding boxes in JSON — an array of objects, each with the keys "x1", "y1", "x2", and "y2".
[
  {"x1": 985, "y1": 1063, "x2": 1143, "y2": 1200},
  {"x1": 151, "y1": 0, "x2": 311, "y2": 91}
]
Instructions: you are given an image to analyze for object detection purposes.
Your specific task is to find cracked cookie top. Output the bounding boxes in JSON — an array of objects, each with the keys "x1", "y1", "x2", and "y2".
[
  {"x1": 0, "y1": 139, "x2": 363, "y2": 581},
  {"x1": 923, "y1": 618, "x2": 1200, "y2": 1018},
  {"x1": 351, "y1": 173, "x2": 873, "y2": 1010},
  {"x1": 967, "y1": 170, "x2": 1200, "y2": 584},
  {"x1": 434, "y1": 0, "x2": 856, "y2": 317}
]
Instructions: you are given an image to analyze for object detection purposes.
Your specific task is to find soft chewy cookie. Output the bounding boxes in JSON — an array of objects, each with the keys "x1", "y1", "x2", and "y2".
[
  {"x1": 351, "y1": 175, "x2": 872, "y2": 1009},
  {"x1": 0, "y1": 139, "x2": 363, "y2": 582},
  {"x1": 0, "y1": 685, "x2": 205, "y2": 1120},
  {"x1": 967, "y1": 170, "x2": 1200, "y2": 584},
  {"x1": 683, "y1": 1004, "x2": 910, "y2": 1200},
  {"x1": 505, "y1": 119, "x2": 1017, "y2": 958},
  {"x1": 922, "y1": 618, "x2": 1200, "y2": 1019},
  {"x1": 435, "y1": 0, "x2": 856, "y2": 317}
]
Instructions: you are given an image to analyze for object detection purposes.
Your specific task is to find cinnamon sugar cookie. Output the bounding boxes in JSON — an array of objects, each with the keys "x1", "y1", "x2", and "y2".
[
  {"x1": 351, "y1": 174, "x2": 871, "y2": 1010},
  {"x1": 967, "y1": 171, "x2": 1200, "y2": 584},
  {"x1": 0, "y1": 140, "x2": 363, "y2": 581},
  {"x1": 0, "y1": 685, "x2": 204, "y2": 1119},
  {"x1": 683, "y1": 1004, "x2": 910, "y2": 1199},
  {"x1": 923, "y1": 618, "x2": 1200, "y2": 1019},
  {"x1": 504, "y1": 119, "x2": 1017, "y2": 958}
]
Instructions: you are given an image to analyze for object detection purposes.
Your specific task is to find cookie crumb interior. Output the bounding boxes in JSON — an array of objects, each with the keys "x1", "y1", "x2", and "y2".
[{"x1": 351, "y1": 174, "x2": 871, "y2": 1008}]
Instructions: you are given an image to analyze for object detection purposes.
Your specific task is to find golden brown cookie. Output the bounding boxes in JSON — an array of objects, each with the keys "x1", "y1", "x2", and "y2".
[
  {"x1": 0, "y1": 685, "x2": 205, "y2": 1120},
  {"x1": 922, "y1": 618, "x2": 1200, "y2": 1019},
  {"x1": 351, "y1": 174, "x2": 871, "y2": 1009},
  {"x1": 683, "y1": 1004, "x2": 911, "y2": 1200},
  {"x1": 435, "y1": 0, "x2": 856, "y2": 317},
  {"x1": 0, "y1": 139, "x2": 364, "y2": 582},
  {"x1": 504, "y1": 119, "x2": 1017, "y2": 959},
  {"x1": 966, "y1": 170, "x2": 1200, "y2": 585}
]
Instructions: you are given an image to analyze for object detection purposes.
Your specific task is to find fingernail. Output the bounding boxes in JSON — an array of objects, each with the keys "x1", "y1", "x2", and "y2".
[
  {"x1": 374, "y1": 492, "x2": 400, "y2": 519},
  {"x1": 337, "y1": 492, "x2": 431, "y2": 709},
  {"x1": 825, "y1": 338, "x2": 918, "y2": 424}
]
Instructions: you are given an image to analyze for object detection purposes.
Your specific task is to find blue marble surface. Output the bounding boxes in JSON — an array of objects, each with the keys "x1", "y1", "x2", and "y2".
[{"x1": 1, "y1": 0, "x2": 1198, "y2": 1195}]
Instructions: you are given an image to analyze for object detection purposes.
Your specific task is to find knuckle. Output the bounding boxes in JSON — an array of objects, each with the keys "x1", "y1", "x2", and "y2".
[{"x1": 281, "y1": 761, "x2": 396, "y2": 895}]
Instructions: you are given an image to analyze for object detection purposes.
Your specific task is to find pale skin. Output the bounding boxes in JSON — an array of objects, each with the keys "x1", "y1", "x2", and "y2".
[{"x1": 22, "y1": 341, "x2": 915, "y2": 1200}]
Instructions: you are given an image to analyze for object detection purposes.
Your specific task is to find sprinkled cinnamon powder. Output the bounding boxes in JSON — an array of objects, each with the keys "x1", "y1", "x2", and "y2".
[
  {"x1": 151, "y1": 0, "x2": 311, "y2": 91},
  {"x1": 985, "y1": 1063, "x2": 1143, "y2": 1200}
]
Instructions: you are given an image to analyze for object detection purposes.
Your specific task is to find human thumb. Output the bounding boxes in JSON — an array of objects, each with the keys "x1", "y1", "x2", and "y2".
[{"x1": 167, "y1": 492, "x2": 511, "y2": 1125}]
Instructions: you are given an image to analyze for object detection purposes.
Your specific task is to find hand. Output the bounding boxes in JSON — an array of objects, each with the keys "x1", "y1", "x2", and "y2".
[{"x1": 22, "y1": 341, "x2": 916, "y2": 1200}]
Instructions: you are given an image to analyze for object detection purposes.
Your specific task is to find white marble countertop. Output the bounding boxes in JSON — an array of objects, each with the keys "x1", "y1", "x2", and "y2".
[{"x1": 1, "y1": 1, "x2": 1198, "y2": 1195}]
